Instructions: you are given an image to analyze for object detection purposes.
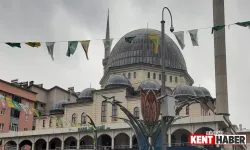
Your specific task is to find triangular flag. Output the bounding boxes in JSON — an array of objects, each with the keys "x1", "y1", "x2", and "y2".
[
  {"x1": 148, "y1": 34, "x2": 160, "y2": 54},
  {"x1": 103, "y1": 39, "x2": 113, "y2": 49},
  {"x1": 19, "y1": 103, "x2": 28, "y2": 113},
  {"x1": 125, "y1": 36, "x2": 136, "y2": 43},
  {"x1": 46, "y1": 42, "x2": 55, "y2": 61},
  {"x1": 80, "y1": 40, "x2": 90, "y2": 60},
  {"x1": 6, "y1": 98, "x2": 15, "y2": 108},
  {"x1": 66, "y1": 41, "x2": 78, "y2": 57},
  {"x1": 6, "y1": 43, "x2": 21, "y2": 48},
  {"x1": 173, "y1": 31, "x2": 185, "y2": 49},
  {"x1": 211, "y1": 25, "x2": 225, "y2": 34},
  {"x1": 188, "y1": 29, "x2": 199, "y2": 46},
  {"x1": 235, "y1": 21, "x2": 250, "y2": 28},
  {"x1": 0, "y1": 95, "x2": 6, "y2": 107},
  {"x1": 12, "y1": 101, "x2": 21, "y2": 111},
  {"x1": 32, "y1": 108, "x2": 40, "y2": 117},
  {"x1": 26, "y1": 42, "x2": 41, "y2": 48}
]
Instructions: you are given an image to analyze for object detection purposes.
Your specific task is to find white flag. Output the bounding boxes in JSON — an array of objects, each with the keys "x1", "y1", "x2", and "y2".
[
  {"x1": 19, "y1": 103, "x2": 28, "y2": 114},
  {"x1": 46, "y1": 42, "x2": 55, "y2": 60},
  {"x1": 173, "y1": 31, "x2": 185, "y2": 50},
  {"x1": 188, "y1": 29, "x2": 199, "y2": 46},
  {"x1": 0, "y1": 95, "x2": 5, "y2": 107}
]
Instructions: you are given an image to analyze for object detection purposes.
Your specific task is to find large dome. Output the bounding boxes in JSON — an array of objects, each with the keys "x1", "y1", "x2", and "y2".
[{"x1": 106, "y1": 28, "x2": 187, "y2": 71}]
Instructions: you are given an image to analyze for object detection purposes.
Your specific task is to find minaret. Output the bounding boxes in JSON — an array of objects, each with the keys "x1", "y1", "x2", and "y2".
[
  {"x1": 102, "y1": 9, "x2": 110, "y2": 73},
  {"x1": 213, "y1": 0, "x2": 229, "y2": 115}
]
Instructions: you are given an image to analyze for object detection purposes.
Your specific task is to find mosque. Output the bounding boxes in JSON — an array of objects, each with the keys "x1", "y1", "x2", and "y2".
[{"x1": 0, "y1": 12, "x2": 247, "y2": 150}]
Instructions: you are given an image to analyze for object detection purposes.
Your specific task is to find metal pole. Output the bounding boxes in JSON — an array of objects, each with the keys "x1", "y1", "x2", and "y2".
[{"x1": 161, "y1": 7, "x2": 174, "y2": 150}]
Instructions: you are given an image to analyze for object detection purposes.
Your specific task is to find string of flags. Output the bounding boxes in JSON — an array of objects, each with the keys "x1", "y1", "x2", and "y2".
[{"x1": 2, "y1": 20, "x2": 250, "y2": 58}]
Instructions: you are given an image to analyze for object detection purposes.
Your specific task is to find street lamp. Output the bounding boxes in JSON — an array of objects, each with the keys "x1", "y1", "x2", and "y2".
[
  {"x1": 86, "y1": 115, "x2": 98, "y2": 150},
  {"x1": 161, "y1": 7, "x2": 174, "y2": 150}
]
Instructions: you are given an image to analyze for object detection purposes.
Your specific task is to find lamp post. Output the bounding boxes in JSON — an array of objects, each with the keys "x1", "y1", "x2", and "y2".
[
  {"x1": 161, "y1": 7, "x2": 174, "y2": 150},
  {"x1": 86, "y1": 115, "x2": 98, "y2": 150}
]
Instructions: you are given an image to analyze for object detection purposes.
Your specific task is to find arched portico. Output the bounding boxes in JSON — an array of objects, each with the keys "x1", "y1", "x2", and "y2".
[
  {"x1": 35, "y1": 139, "x2": 47, "y2": 150},
  {"x1": 19, "y1": 140, "x2": 32, "y2": 150},
  {"x1": 49, "y1": 137, "x2": 62, "y2": 150},
  {"x1": 114, "y1": 133, "x2": 130, "y2": 149},
  {"x1": 171, "y1": 128, "x2": 191, "y2": 147},
  {"x1": 64, "y1": 136, "x2": 77, "y2": 149},
  {"x1": 132, "y1": 135, "x2": 138, "y2": 149},
  {"x1": 98, "y1": 134, "x2": 112, "y2": 149},
  {"x1": 80, "y1": 135, "x2": 94, "y2": 149},
  {"x1": 5, "y1": 141, "x2": 17, "y2": 150}
]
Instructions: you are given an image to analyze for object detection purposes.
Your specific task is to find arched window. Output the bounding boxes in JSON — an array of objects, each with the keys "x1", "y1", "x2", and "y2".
[
  {"x1": 175, "y1": 77, "x2": 178, "y2": 83},
  {"x1": 153, "y1": 73, "x2": 156, "y2": 79},
  {"x1": 112, "y1": 105, "x2": 118, "y2": 121},
  {"x1": 159, "y1": 74, "x2": 161, "y2": 80},
  {"x1": 134, "y1": 72, "x2": 136, "y2": 78},
  {"x1": 72, "y1": 113, "x2": 77, "y2": 124},
  {"x1": 170, "y1": 76, "x2": 172, "y2": 82},
  {"x1": 101, "y1": 102, "x2": 107, "y2": 122},
  {"x1": 49, "y1": 119, "x2": 52, "y2": 127},
  {"x1": 186, "y1": 105, "x2": 189, "y2": 115},
  {"x1": 81, "y1": 112, "x2": 86, "y2": 125},
  {"x1": 42, "y1": 120, "x2": 45, "y2": 128},
  {"x1": 134, "y1": 107, "x2": 139, "y2": 119},
  {"x1": 56, "y1": 119, "x2": 59, "y2": 127},
  {"x1": 128, "y1": 73, "x2": 131, "y2": 79},
  {"x1": 147, "y1": 72, "x2": 150, "y2": 78}
]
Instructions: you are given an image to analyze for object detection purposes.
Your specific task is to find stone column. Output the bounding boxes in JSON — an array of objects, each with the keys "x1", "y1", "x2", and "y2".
[
  {"x1": 77, "y1": 140, "x2": 80, "y2": 149},
  {"x1": 129, "y1": 135, "x2": 133, "y2": 148},
  {"x1": 16, "y1": 144, "x2": 19, "y2": 150},
  {"x1": 46, "y1": 141, "x2": 49, "y2": 150},
  {"x1": 168, "y1": 134, "x2": 171, "y2": 147},
  {"x1": 61, "y1": 140, "x2": 64, "y2": 150},
  {"x1": 32, "y1": 143, "x2": 35, "y2": 150},
  {"x1": 111, "y1": 137, "x2": 114, "y2": 149}
]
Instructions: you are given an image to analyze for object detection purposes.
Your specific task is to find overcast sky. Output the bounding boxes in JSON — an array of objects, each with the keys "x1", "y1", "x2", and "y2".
[{"x1": 0, "y1": 0, "x2": 249, "y2": 128}]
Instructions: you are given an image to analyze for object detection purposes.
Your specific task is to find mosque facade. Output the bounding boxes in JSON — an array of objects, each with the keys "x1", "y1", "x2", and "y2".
[{"x1": 0, "y1": 13, "x2": 248, "y2": 150}]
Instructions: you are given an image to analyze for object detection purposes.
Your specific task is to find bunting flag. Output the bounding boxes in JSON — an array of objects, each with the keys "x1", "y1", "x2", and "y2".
[
  {"x1": 173, "y1": 31, "x2": 185, "y2": 49},
  {"x1": 71, "y1": 123, "x2": 76, "y2": 127},
  {"x1": 26, "y1": 42, "x2": 41, "y2": 48},
  {"x1": 78, "y1": 123, "x2": 81, "y2": 127},
  {"x1": 66, "y1": 41, "x2": 78, "y2": 57},
  {"x1": 148, "y1": 34, "x2": 160, "y2": 54},
  {"x1": 19, "y1": 103, "x2": 28, "y2": 114},
  {"x1": 6, "y1": 98, "x2": 15, "y2": 108},
  {"x1": 189, "y1": 29, "x2": 199, "y2": 46},
  {"x1": 80, "y1": 40, "x2": 90, "y2": 60},
  {"x1": 125, "y1": 36, "x2": 136, "y2": 43},
  {"x1": 6, "y1": 43, "x2": 21, "y2": 48},
  {"x1": 0, "y1": 95, "x2": 5, "y2": 107},
  {"x1": 32, "y1": 108, "x2": 41, "y2": 117},
  {"x1": 12, "y1": 101, "x2": 21, "y2": 111},
  {"x1": 103, "y1": 39, "x2": 113, "y2": 49},
  {"x1": 212, "y1": 25, "x2": 225, "y2": 34},
  {"x1": 46, "y1": 42, "x2": 55, "y2": 61},
  {"x1": 235, "y1": 21, "x2": 250, "y2": 28}
]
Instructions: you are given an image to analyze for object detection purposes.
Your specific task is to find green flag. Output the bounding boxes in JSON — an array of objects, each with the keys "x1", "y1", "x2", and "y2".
[
  {"x1": 211, "y1": 25, "x2": 225, "y2": 34},
  {"x1": 12, "y1": 101, "x2": 21, "y2": 111},
  {"x1": 235, "y1": 21, "x2": 250, "y2": 27},
  {"x1": 6, "y1": 43, "x2": 21, "y2": 48},
  {"x1": 125, "y1": 36, "x2": 136, "y2": 43},
  {"x1": 67, "y1": 41, "x2": 78, "y2": 57},
  {"x1": 103, "y1": 39, "x2": 113, "y2": 49}
]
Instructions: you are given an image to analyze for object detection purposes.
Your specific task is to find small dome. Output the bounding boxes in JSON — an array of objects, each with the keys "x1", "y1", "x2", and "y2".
[
  {"x1": 105, "y1": 75, "x2": 132, "y2": 89},
  {"x1": 138, "y1": 80, "x2": 161, "y2": 91},
  {"x1": 199, "y1": 87, "x2": 211, "y2": 97},
  {"x1": 192, "y1": 86, "x2": 205, "y2": 97},
  {"x1": 49, "y1": 100, "x2": 69, "y2": 115},
  {"x1": 77, "y1": 88, "x2": 96, "y2": 102},
  {"x1": 172, "y1": 85, "x2": 196, "y2": 100}
]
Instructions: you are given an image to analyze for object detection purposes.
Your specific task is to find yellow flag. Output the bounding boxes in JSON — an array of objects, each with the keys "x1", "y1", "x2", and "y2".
[
  {"x1": 148, "y1": 34, "x2": 160, "y2": 54},
  {"x1": 32, "y1": 108, "x2": 40, "y2": 117},
  {"x1": 26, "y1": 42, "x2": 41, "y2": 48},
  {"x1": 80, "y1": 40, "x2": 90, "y2": 60},
  {"x1": 6, "y1": 98, "x2": 15, "y2": 108}
]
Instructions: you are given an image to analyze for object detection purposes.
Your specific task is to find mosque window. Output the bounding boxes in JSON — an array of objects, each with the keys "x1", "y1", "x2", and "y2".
[
  {"x1": 159, "y1": 74, "x2": 161, "y2": 80},
  {"x1": 112, "y1": 104, "x2": 118, "y2": 121},
  {"x1": 42, "y1": 120, "x2": 45, "y2": 128},
  {"x1": 101, "y1": 102, "x2": 107, "y2": 122},
  {"x1": 72, "y1": 113, "x2": 77, "y2": 125},
  {"x1": 128, "y1": 73, "x2": 131, "y2": 79},
  {"x1": 148, "y1": 72, "x2": 150, "y2": 78},
  {"x1": 81, "y1": 112, "x2": 86, "y2": 124},
  {"x1": 175, "y1": 77, "x2": 178, "y2": 83},
  {"x1": 186, "y1": 105, "x2": 189, "y2": 115},
  {"x1": 170, "y1": 76, "x2": 172, "y2": 82},
  {"x1": 49, "y1": 119, "x2": 52, "y2": 127},
  {"x1": 25, "y1": 114, "x2": 28, "y2": 121},
  {"x1": 56, "y1": 119, "x2": 59, "y2": 127},
  {"x1": 134, "y1": 107, "x2": 139, "y2": 119},
  {"x1": 134, "y1": 72, "x2": 136, "y2": 78},
  {"x1": 153, "y1": 73, "x2": 156, "y2": 79}
]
